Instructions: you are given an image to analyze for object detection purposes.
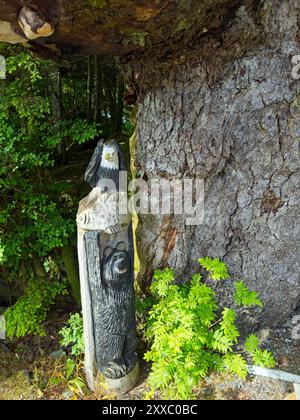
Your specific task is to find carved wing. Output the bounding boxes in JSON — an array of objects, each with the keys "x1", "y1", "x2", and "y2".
[{"x1": 84, "y1": 139, "x2": 105, "y2": 188}]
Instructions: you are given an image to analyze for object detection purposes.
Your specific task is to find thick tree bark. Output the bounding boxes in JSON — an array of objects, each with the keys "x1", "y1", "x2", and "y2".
[
  {"x1": 133, "y1": 0, "x2": 300, "y2": 326},
  {"x1": 0, "y1": 0, "x2": 242, "y2": 56}
]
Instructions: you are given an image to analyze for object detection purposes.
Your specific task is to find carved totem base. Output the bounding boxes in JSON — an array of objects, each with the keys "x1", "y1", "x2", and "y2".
[{"x1": 105, "y1": 361, "x2": 140, "y2": 394}]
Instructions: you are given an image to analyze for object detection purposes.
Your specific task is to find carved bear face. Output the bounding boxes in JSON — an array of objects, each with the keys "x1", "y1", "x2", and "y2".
[{"x1": 102, "y1": 242, "x2": 130, "y2": 289}]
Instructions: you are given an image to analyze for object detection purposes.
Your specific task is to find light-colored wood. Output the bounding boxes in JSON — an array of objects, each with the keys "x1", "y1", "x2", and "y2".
[
  {"x1": 0, "y1": 21, "x2": 26, "y2": 43},
  {"x1": 77, "y1": 228, "x2": 96, "y2": 390},
  {"x1": 77, "y1": 188, "x2": 131, "y2": 390},
  {"x1": 18, "y1": 6, "x2": 54, "y2": 40},
  {"x1": 77, "y1": 188, "x2": 130, "y2": 234}
]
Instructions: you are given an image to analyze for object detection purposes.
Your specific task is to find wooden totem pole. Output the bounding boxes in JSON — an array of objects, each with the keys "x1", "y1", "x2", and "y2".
[{"x1": 77, "y1": 139, "x2": 139, "y2": 393}]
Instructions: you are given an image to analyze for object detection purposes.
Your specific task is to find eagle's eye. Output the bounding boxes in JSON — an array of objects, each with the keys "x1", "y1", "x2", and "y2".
[{"x1": 104, "y1": 150, "x2": 117, "y2": 160}]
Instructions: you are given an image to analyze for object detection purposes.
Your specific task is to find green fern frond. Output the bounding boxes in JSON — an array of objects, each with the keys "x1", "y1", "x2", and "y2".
[
  {"x1": 244, "y1": 334, "x2": 260, "y2": 355},
  {"x1": 199, "y1": 257, "x2": 229, "y2": 281},
  {"x1": 234, "y1": 281, "x2": 263, "y2": 308},
  {"x1": 252, "y1": 349, "x2": 276, "y2": 368},
  {"x1": 224, "y1": 353, "x2": 248, "y2": 380}
]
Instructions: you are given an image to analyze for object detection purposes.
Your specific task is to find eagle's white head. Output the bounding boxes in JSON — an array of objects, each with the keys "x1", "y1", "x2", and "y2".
[{"x1": 100, "y1": 142, "x2": 119, "y2": 170}]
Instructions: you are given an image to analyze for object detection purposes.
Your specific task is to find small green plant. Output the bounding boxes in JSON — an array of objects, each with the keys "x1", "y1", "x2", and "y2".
[
  {"x1": 144, "y1": 258, "x2": 275, "y2": 399},
  {"x1": 46, "y1": 356, "x2": 86, "y2": 399},
  {"x1": 4, "y1": 278, "x2": 67, "y2": 337},
  {"x1": 234, "y1": 281, "x2": 263, "y2": 308},
  {"x1": 60, "y1": 313, "x2": 84, "y2": 357},
  {"x1": 244, "y1": 334, "x2": 276, "y2": 368}
]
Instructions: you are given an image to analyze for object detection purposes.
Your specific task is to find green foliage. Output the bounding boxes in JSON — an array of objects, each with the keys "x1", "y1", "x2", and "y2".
[
  {"x1": 47, "y1": 357, "x2": 86, "y2": 398},
  {"x1": 244, "y1": 334, "x2": 275, "y2": 368},
  {"x1": 143, "y1": 258, "x2": 275, "y2": 399},
  {"x1": 223, "y1": 354, "x2": 248, "y2": 380},
  {"x1": 199, "y1": 257, "x2": 229, "y2": 280},
  {"x1": 234, "y1": 281, "x2": 263, "y2": 308},
  {"x1": 0, "y1": 48, "x2": 83, "y2": 270},
  {"x1": 252, "y1": 349, "x2": 276, "y2": 368},
  {"x1": 244, "y1": 334, "x2": 260, "y2": 354},
  {"x1": 4, "y1": 278, "x2": 67, "y2": 337},
  {"x1": 0, "y1": 44, "x2": 131, "y2": 334},
  {"x1": 59, "y1": 313, "x2": 84, "y2": 357},
  {"x1": 46, "y1": 119, "x2": 99, "y2": 149}
]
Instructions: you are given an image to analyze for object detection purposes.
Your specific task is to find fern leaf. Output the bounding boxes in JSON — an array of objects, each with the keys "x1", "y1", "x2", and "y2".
[
  {"x1": 234, "y1": 281, "x2": 263, "y2": 308},
  {"x1": 252, "y1": 349, "x2": 276, "y2": 368},
  {"x1": 224, "y1": 353, "x2": 248, "y2": 380},
  {"x1": 244, "y1": 334, "x2": 260, "y2": 355},
  {"x1": 199, "y1": 257, "x2": 229, "y2": 281}
]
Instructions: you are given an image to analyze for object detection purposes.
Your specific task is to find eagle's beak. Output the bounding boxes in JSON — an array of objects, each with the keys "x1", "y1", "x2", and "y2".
[{"x1": 105, "y1": 153, "x2": 112, "y2": 160}]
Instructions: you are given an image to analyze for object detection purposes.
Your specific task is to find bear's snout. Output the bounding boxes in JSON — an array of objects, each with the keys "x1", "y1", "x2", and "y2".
[{"x1": 115, "y1": 258, "x2": 128, "y2": 274}]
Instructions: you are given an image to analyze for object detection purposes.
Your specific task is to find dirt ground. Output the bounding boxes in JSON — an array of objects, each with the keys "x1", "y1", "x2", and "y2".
[{"x1": 1, "y1": 309, "x2": 300, "y2": 400}]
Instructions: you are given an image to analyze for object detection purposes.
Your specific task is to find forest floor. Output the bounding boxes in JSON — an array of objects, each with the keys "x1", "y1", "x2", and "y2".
[{"x1": 1, "y1": 305, "x2": 300, "y2": 400}]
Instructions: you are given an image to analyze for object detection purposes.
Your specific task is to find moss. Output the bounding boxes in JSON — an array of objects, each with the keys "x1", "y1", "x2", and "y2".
[
  {"x1": 129, "y1": 129, "x2": 137, "y2": 178},
  {"x1": 123, "y1": 32, "x2": 148, "y2": 48},
  {"x1": 88, "y1": 0, "x2": 107, "y2": 7},
  {"x1": 174, "y1": 19, "x2": 191, "y2": 33},
  {"x1": 0, "y1": 371, "x2": 40, "y2": 400},
  {"x1": 132, "y1": 212, "x2": 140, "y2": 275}
]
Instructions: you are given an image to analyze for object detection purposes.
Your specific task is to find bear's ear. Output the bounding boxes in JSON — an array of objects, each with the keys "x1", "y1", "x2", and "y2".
[
  {"x1": 103, "y1": 246, "x2": 113, "y2": 258},
  {"x1": 116, "y1": 241, "x2": 126, "y2": 252}
]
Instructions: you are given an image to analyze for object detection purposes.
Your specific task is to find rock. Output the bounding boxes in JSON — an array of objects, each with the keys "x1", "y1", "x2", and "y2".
[
  {"x1": 0, "y1": 0, "x2": 244, "y2": 56},
  {"x1": 0, "y1": 341, "x2": 10, "y2": 353}
]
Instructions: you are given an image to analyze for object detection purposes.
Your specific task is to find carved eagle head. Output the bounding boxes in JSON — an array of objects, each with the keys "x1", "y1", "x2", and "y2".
[{"x1": 84, "y1": 139, "x2": 127, "y2": 189}]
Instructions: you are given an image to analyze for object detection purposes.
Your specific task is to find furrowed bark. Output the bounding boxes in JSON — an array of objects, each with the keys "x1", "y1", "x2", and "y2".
[{"x1": 132, "y1": 0, "x2": 300, "y2": 326}]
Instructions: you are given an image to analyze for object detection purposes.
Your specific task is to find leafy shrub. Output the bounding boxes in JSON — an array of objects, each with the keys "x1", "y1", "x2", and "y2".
[
  {"x1": 4, "y1": 278, "x2": 67, "y2": 337},
  {"x1": 144, "y1": 258, "x2": 275, "y2": 399},
  {"x1": 59, "y1": 313, "x2": 84, "y2": 357}
]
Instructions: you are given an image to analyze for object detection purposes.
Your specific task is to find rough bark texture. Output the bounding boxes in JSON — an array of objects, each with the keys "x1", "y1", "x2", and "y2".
[
  {"x1": 0, "y1": 0, "x2": 241, "y2": 56},
  {"x1": 134, "y1": 0, "x2": 300, "y2": 326}
]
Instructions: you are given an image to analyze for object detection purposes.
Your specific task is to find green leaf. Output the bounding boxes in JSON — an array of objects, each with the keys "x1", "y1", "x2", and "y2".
[
  {"x1": 211, "y1": 329, "x2": 233, "y2": 353},
  {"x1": 66, "y1": 358, "x2": 75, "y2": 380},
  {"x1": 234, "y1": 281, "x2": 263, "y2": 308},
  {"x1": 151, "y1": 268, "x2": 175, "y2": 298},
  {"x1": 224, "y1": 354, "x2": 248, "y2": 380},
  {"x1": 244, "y1": 334, "x2": 260, "y2": 355},
  {"x1": 199, "y1": 257, "x2": 229, "y2": 281},
  {"x1": 252, "y1": 349, "x2": 276, "y2": 368}
]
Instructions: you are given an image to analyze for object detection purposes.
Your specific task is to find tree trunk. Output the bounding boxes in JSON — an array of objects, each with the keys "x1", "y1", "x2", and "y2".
[
  {"x1": 61, "y1": 245, "x2": 81, "y2": 307},
  {"x1": 133, "y1": 0, "x2": 300, "y2": 327},
  {"x1": 94, "y1": 55, "x2": 102, "y2": 124},
  {"x1": 48, "y1": 67, "x2": 65, "y2": 164},
  {"x1": 114, "y1": 69, "x2": 125, "y2": 134},
  {"x1": 87, "y1": 56, "x2": 93, "y2": 121}
]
